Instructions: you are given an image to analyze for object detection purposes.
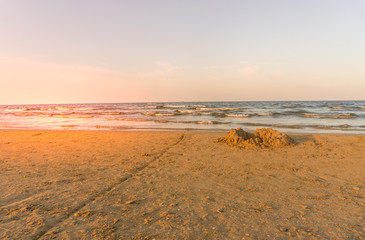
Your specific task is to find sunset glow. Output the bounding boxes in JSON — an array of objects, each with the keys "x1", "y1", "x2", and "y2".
[{"x1": 1, "y1": 1, "x2": 364, "y2": 104}]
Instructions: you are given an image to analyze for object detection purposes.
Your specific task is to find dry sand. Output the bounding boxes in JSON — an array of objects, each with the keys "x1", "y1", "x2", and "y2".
[{"x1": 0, "y1": 130, "x2": 364, "y2": 239}]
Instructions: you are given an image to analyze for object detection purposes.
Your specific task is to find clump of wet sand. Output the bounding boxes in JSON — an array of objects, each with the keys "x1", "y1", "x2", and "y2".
[{"x1": 217, "y1": 128, "x2": 295, "y2": 148}]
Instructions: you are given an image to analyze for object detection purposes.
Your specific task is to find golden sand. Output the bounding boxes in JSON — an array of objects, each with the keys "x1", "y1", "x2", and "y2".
[{"x1": 0, "y1": 130, "x2": 364, "y2": 239}]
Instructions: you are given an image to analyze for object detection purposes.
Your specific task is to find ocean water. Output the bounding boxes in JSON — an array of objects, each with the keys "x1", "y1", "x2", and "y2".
[{"x1": 0, "y1": 101, "x2": 365, "y2": 134}]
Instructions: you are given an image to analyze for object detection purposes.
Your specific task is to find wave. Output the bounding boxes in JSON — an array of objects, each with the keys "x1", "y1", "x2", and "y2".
[
  {"x1": 91, "y1": 112, "x2": 123, "y2": 115},
  {"x1": 197, "y1": 107, "x2": 240, "y2": 111},
  {"x1": 211, "y1": 112, "x2": 228, "y2": 118},
  {"x1": 240, "y1": 122, "x2": 365, "y2": 131},
  {"x1": 2, "y1": 108, "x2": 27, "y2": 112},
  {"x1": 0, "y1": 124, "x2": 27, "y2": 129},
  {"x1": 143, "y1": 112, "x2": 177, "y2": 117},
  {"x1": 109, "y1": 117, "x2": 150, "y2": 122},
  {"x1": 154, "y1": 113, "x2": 176, "y2": 117},
  {"x1": 282, "y1": 105, "x2": 301, "y2": 108},
  {"x1": 4, "y1": 112, "x2": 34, "y2": 117},
  {"x1": 57, "y1": 115, "x2": 93, "y2": 119},
  {"x1": 226, "y1": 114, "x2": 250, "y2": 118},
  {"x1": 107, "y1": 117, "x2": 229, "y2": 125},
  {"x1": 309, "y1": 124, "x2": 362, "y2": 131},
  {"x1": 161, "y1": 104, "x2": 206, "y2": 109},
  {"x1": 303, "y1": 113, "x2": 357, "y2": 119},
  {"x1": 285, "y1": 110, "x2": 309, "y2": 114},
  {"x1": 92, "y1": 125, "x2": 224, "y2": 131},
  {"x1": 196, "y1": 121, "x2": 229, "y2": 124},
  {"x1": 241, "y1": 122, "x2": 300, "y2": 128},
  {"x1": 55, "y1": 107, "x2": 74, "y2": 111},
  {"x1": 330, "y1": 106, "x2": 344, "y2": 109},
  {"x1": 177, "y1": 110, "x2": 196, "y2": 114},
  {"x1": 61, "y1": 125, "x2": 79, "y2": 128},
  {"x1": 29, "y1": 108, "x2": 53, "y2": 111},
  {"x1": 94, "y1": 125, "x2": 133, "y2": 130},
  {"x1": 256, "y1": 113, "x2": 273, "y2": 116}
]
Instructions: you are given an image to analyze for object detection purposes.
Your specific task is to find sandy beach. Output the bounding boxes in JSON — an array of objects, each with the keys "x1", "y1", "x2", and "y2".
[{"x1": 0, "y1": 130, "x2": 364, "y2": 239}]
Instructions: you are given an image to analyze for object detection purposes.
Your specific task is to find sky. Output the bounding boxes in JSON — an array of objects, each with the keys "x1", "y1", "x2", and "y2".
[{"x1": 0, "y1": 0, "x2": 364, "y2": 104}]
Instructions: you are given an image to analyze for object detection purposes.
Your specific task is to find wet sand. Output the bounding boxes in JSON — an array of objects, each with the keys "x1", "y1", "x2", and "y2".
[{"x1": 0, "y1": 130, "x2": 364, "y2": 239}]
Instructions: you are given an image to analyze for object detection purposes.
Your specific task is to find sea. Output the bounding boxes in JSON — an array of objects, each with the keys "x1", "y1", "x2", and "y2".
[{"x1": 1, "y1": 101, "x2": 365, "y2": 134}]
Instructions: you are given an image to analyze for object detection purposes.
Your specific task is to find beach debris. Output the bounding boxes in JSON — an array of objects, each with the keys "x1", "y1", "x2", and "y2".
[
  {"x1": 74, "y1": 210, "x2": 92, "y2": 217},
  {"x1": 217, "y1": 208, "x2": 225, "y2": 213},
  {"x1": 300, "y1": 205, "x2": 309, "y2": 210},
  {"x1": 141, "y1": 152, "x2": 149, "y2": 156},
  {"x1": 279, "y1": 227, "x2": 289, "y2": 232},
  {"x1": 217, "y1": 128, "x2": 295, "y2": 148},
  {"x1": 124, "y1": 200, "x2": 138, "y2": 205}
]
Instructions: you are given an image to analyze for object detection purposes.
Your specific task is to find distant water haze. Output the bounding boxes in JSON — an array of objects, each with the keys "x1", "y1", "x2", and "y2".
[{"x1": 1, "y1": 101, "x2": 365, "y2": 134}]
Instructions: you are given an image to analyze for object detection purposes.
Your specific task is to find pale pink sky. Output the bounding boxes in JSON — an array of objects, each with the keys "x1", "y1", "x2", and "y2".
[{"x1": 1, "y1": 0, "x2": 364, "y2": 104}]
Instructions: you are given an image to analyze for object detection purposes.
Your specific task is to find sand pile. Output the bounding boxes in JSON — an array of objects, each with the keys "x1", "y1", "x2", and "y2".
[{"x1": 217, "y1": 128, "x2": 295, "y2": 148}]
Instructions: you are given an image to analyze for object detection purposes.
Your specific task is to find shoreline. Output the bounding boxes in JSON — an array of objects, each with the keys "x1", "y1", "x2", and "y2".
[
  {"x1": 2, "y1": 100, "x2": 364, "y2": 135},
  {"x1": 1, "y1": 128, "x2": 365, "y2": 136}
]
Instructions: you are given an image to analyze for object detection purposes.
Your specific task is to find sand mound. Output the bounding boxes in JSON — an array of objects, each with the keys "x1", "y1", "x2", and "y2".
[{"x1": 217, "y1": 128, "x2": 295, "y2": 148}]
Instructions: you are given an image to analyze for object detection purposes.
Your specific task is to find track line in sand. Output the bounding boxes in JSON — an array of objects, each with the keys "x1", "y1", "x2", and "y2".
[
  {"x1": 33, "y1": 133, "x2": 185, "y2": 240},
  {"x1": 0, "y1": 177, "x2": 90, "y2": 210},
  {"x1": 0, "y1": 190, "x2": 50, "y2": 209}
]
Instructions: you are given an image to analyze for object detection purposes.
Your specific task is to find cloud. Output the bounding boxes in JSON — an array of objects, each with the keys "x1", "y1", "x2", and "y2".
[
  {"x1": 205, "y1": 62, "x2": 282, "y2": 79},
  {"x1": 0, "y1": 57, "x2": 130, "y2": 80},
  {"x1": 0, "y1": 58, "x2": 189, "y2": 103},
  {"x1": 236, "y1": 62, "x2": 285, "y2": 79},
  {"x1": 155, "y1": 61, "x2": 179, "y2": 73},
  {"x1": 238, "y1": 66, "x2": 260, "y2": 76},
  {"x1": 131, "y1": 61, "x2": 180, "y2": 81},
  {"x1": 0, "y1": 58, "x2": 145, "y2": 103},
  {"x1": 270, "y1": 70, "x2": 283, "y2": 76},
  {"x1": 204, "y1": 63, "x2": 240, "y2": 70}
]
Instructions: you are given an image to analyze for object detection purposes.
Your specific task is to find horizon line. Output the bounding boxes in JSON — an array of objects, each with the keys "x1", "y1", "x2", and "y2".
[{"x1": 1, "y1": 99, "x2": 365, "y2": 106}]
